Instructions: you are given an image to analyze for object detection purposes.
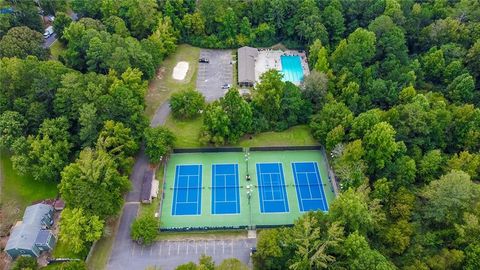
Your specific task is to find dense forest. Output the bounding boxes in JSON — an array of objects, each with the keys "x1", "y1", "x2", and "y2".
[{"x1": 1, "y1": 0, "x2": 480, "y2": 269}]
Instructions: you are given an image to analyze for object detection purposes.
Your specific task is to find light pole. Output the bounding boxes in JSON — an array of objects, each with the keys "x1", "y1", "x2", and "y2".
[
  {"x1": 245, "y1": 152, "x2": 250, "y2": 181},
  {"x1": 246, "y1": 185, "x2": 252, "y2": 228}
]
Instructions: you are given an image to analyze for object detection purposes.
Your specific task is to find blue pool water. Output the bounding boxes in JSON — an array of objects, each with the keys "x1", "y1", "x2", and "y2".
[{"x1": 281, "y1": 55, "x2": 304, "y2": 83}]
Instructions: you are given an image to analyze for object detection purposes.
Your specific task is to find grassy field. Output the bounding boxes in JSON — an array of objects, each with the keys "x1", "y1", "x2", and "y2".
[
  {"x1": 52, "y1": 240, "x2": 87, "y2": 259},
  {"x1": 0, "y1": 151, "x2": 58, "y2": 209},
  {"x1": 238, "y1": 125, "x2": 318, "y2": 147},
  {"x1": 49, "y1": 41, "x2": 65, "y2": 61},
  {"x1": 164, "y1": 114, "x2": 318, "y2": 148},
  {"x1": 85, "y1": 218, "x2": 119, "y2": 270},
  {"x1": 145, "y1": 44, "x2": 201, "y2": 119}
]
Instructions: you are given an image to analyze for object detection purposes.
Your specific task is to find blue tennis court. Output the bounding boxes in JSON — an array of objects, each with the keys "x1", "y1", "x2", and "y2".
[
  {"x1": 172, "y1": 164, "x2": 202, "y2": 215},
  {"x1": 292, "y1": 162, "x2": 328, "y2": 212},
  {"x1": 211, "y1": 164, "x2": 240, "y2": 214},
  {"x1": 256, "y1": 163, "x2": 289, "y2": 213}
]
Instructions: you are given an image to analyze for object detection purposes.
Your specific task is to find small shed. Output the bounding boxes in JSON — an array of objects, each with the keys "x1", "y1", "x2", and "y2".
[
  {"x1": 4, "y1": 203, "x2": 56, "y2": 260},
  {"x1": 141, "y1": 170, "x2": 158, "y2": 204}
]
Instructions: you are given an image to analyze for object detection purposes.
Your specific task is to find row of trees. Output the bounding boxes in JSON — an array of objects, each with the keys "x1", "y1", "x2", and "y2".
[
  {"x1": 174, "y1": 255, "x2": 248, "y2": 270},
  {"x1": 56, "y1": 16, "x2": 176, "y2": 80}
]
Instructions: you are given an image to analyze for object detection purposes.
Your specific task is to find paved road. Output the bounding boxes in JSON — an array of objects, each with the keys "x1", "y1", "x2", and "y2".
[
  {"x1": 108, "y1": 238, "x2": 256, "y2": 270},
  {"x1": 196, "y1": 49, "x2": 233, "y2": 101},
  {"x1": 151, "y1": 102, "x2": 171, "y2": 128},
  {"x1": 43, "y1": 33, "x2": 57, "y2": 48}
]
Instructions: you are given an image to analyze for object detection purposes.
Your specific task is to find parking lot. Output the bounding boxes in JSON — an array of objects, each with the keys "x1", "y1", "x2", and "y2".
[
  {"x1": 196, "y1": 49, "x2": 233, "y2": 101},
  {"x1": 108, "y1": 238, "x2": 256, "y2": 270}
]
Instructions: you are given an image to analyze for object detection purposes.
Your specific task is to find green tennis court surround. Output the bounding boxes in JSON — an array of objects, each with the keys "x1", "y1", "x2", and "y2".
[{"x1": 159, "y1": 148, "x2": 336, "y2": 230}]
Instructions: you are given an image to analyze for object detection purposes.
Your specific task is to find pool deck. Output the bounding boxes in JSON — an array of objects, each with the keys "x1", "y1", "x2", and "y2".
[{"x1": 254, "y1": 49, "x2": 310, "y2": 85}]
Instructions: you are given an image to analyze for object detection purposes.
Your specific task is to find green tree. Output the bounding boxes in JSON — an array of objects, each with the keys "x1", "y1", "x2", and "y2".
[
  {"x1": 0, "y1": 27, "x2": 48, "y2": 59},
  {"x1": 447, "y1": 151, "x2": 480, "y2": 180},
  {"x1": 322, "y1": 3, "x2": 345, "y2": 44},
  {"x1": 253, "y1": 229, "x2": 289, "y2": 270},
  {"x1": 421, "y1": 170, "x2": 480, "y2": 226},
  {"x1": 331, "y1": 28, "x2": 376, "y2": 71},
  {"x1": 221, "y1": 88, "x2": 252, "y2": 142},
  {"x1": 59, "y1": 207, "x2": 104, "y2": 254},
  {"x1": 302, "y1": 71, "x2": 329, "y2": 111},
  {"x1": 53, "y1": 12, "x2": 73, "y2": 41},
  {"x1": 253, "y1": 70, "x2": 285, "y2": 126},
  {"x1": 11, "y1": 256, "x2": 38, "y2": 270},
  {"x1": 363, "y1": 122, "x2": 399, "y2": 171},
  {"x1": 446, "y1": 73, "x2": 475, "y2": 104},
  {"x1": 144, "y1": 126, "x2": 175, "y2": 163},
  {"x1": 340, "y1": 232, "x2": 395, "y2": 270},
  {"x1": 59, "y1": 148, "x2": 130, "y2": 218},
  {"x1": 170, "y1": 89, "x2": 205, "y2": 119},
  {"x1": 57, "y1": 261, "x2": 88, "y2": 270},
  {"x1": 216, "y1": 258, "x2": 248, "y2": 270},
  {"x1": 418, "y1": 150, "x2": 445, "y2": 183},
  {"x1": 79, "y1": 103, "x2": 101, "y2": 147},
  {"x1": 131, "y1": 215, "x2": 159, "y2": 245},
  {"x1": 119, "y1": 0, "x2": 159, "y2": 39},
  {"x1": 329, "y1": 185, "x2": 384, "y2": 234},
  {"x1": 39, "y1": 0, "x2": 67, "y2": 15},
  {"x1": 333, "y1": 140, "x2": 368, "y2": 190},
  {"x1": 96, "y1": 120, "x2": 139, "y2": 173},
  {"x1": 200, "y1": 101, "x2": 230, "y2": 145},
  {"x1": 0, "y1": 111, "x2": 26, "y2": 150},
  {"x1": 310, "y1": 100, "x2": 353, "y2": 145}
]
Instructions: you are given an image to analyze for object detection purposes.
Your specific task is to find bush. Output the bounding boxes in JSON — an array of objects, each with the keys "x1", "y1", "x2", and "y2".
[
  {"x1": 11, "y1": 256, "x2": 38, "y2": 270},
  {"x1": 130, "y1": 215, "x2": 159, "y2": 245},
  {"x1": 144, "y1": 126, "x2": 175, "y2": 163},
  {"x1": 170, "y1": 89, "x2": 205, "y2": 119}
]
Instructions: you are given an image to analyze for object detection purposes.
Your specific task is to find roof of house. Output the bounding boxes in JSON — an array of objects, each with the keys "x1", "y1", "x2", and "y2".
[
  {"x1": 23, "y1": 203, "x2": 53, "y2": 225},
  {"x1": 141, "y1": 170, "x2": 154, "y2": 202},
  {"x1": 35, "y1": 230, "x2": 51, "y2": 245},
  {"x1": 5, "y1": 203, "x2": 54, "y2": 252},
  {"x1": 238, "y1": 46, "x2": 258, "y2": 84}
]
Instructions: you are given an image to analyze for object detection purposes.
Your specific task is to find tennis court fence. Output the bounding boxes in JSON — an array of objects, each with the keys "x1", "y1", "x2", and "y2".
[
  {"x1": 173, "y1": 147, "x2": 243, "y2": 153},
  {"x1": 249, "y1": 145, "x2": 322, "y2": 151}
]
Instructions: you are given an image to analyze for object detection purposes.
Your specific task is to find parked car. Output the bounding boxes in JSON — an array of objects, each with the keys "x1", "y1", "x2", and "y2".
[
  {"x1": 250, "y1": 247, "x2": 257, "y2": 256},
  {"x1": 199, "y1": 58, "x2": 209, "y2": 63},
  {"x1": 43, "y1": 26, "x2": 53, "y2": 38},
  {"x1": 222, "y1": 84, "x2": 231, "y2": 89}
]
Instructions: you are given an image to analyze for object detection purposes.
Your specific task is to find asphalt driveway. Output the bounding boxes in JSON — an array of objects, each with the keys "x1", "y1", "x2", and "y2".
[
  {"x1": 108, "y1": 238, "x2": 256, "y2": 270},
  {"x1": 196, "y1": 49, "x2": 233, "y2": 101}
]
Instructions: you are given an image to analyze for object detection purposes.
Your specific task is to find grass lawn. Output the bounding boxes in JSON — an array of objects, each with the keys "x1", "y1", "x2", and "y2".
[
  {"x1": 49, "y1": 41, "x2": 65, "y2": 61},
  {"x1": 52, "y1": 240, "x2": 87, "y2": 259},
  {"x1": 86, "y1": 218, "x2": 119, "y2": 270},
  {"x1": 164, "y1": 115, "x2": 203, "y2": 148},
  {"x1": 0, "y1": 151, "x2": 58, "y2": 210},
  {"x1": 145, "y1": 44, "x2": 201, "y2": 119},
  {"x1": 238, "y1": 125, "x2": 318, "y2": 147},
  {"x1": 164, "y1": 115, "x2": 318, "y2": 148}
]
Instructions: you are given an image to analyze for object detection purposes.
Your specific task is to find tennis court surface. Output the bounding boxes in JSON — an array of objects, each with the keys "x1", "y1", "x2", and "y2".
[
  {"x1": 171, "y1": 164, "x2": 202, "y2": 216},
  {"x1": 160, "y1": 148, "x2": 336, "y2": 230},
  {"x1": 212, "y1": 164, "x2": 240, "y2": 214},
  {"x1": 292, "y1": 162, "x2": 328, "y2": 212},
  {"x1": 256, "y1": 163, "x2": 289, "y2": 213}
]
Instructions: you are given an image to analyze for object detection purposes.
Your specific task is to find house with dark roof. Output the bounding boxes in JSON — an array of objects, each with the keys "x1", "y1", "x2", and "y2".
[{"x1": 5, "y1": 203, "x2": 56, "y2": 259}]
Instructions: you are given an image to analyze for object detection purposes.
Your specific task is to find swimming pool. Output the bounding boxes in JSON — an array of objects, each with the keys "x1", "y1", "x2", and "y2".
[{"x1": 281, "y1": 55, "x2": 304, "y2": 83}]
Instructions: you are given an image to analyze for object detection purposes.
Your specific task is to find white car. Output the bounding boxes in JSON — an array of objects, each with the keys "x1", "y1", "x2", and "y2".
[{"x1": 221, "y1": 84, "x2": 231, "y2": 89}]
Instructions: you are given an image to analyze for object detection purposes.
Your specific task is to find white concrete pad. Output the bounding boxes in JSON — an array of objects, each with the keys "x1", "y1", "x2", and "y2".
[{"x1": 172, "y1": 61, "x2": 189, "y2": 80}]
